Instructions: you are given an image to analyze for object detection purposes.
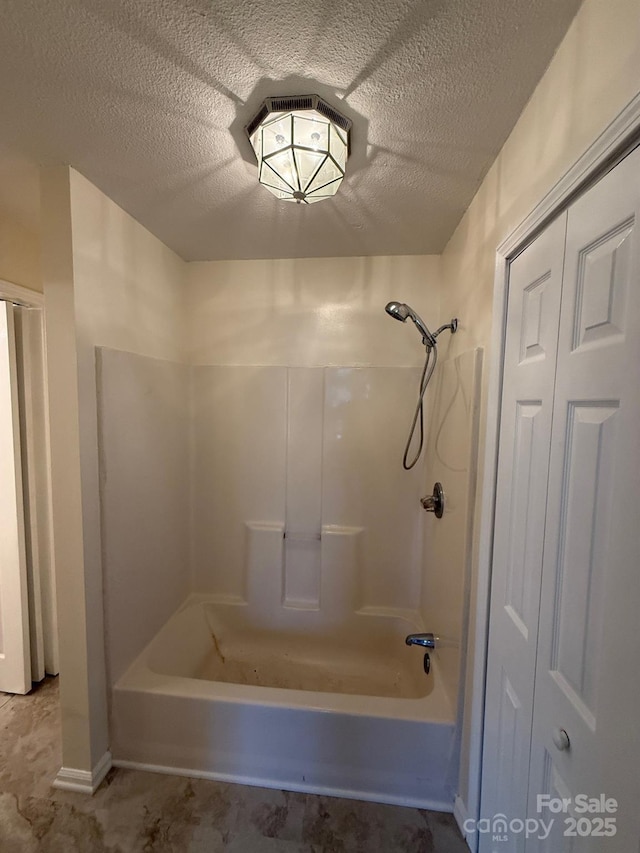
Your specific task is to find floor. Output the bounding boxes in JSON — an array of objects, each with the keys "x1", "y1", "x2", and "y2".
[{"x1": 0, "y1": 678, "x2": 469, "y2": 852}]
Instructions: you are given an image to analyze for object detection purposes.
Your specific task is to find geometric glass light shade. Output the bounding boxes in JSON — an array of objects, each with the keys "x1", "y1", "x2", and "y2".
[{"x1": 245, "y1": 95, "x2": 351, "y2": 204}]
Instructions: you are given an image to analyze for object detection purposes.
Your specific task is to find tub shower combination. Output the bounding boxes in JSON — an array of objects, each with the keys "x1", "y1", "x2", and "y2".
[{"x1": 107, "y1": 303, "x2": 462, "y2": 810}]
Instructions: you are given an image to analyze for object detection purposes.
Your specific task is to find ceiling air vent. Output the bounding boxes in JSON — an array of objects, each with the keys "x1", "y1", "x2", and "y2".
[
  {"x1": 315, "y1": 98, "x2": 351, "y2": 132},
  {"x1": 245, "y1": 104, "x2": 269, "y2": 138},
  {"x1": 269, "y1": 95, "x2": 314, "y2": 113}
]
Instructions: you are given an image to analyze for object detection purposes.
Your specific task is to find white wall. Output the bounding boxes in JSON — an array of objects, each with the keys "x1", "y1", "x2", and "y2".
[
  {"x1": 436, "y1": 0, "x2": 640, "y2": 818},
  {"x1": 191, "y1": 364, "x2": 287, "y2": 600},
  {"x1": 69, "y1": 170, "x2": 189, "y2": 691},
  {"x1": 323, "y1": 365, "x2": 426, "y2": 611},
  {"x1": 98, "y1": 349, "x2": 189, "y2": 685},
  {"x1": 42, "y1": 167, "x2": 187, "y2": 774},
  {"x1": 422, "y1": 347, "x2": 482, "y2": 712}
]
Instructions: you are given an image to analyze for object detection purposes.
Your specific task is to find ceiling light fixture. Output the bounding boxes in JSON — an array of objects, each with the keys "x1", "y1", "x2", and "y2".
[{"x1": 245, "y1": 95, "x2": 351, "y2": 205}]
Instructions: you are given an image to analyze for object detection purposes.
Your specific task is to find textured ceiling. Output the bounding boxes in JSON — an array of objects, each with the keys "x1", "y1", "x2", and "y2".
[{"x1": 0, "y1": 0, "x2": 582, "y2": 261}]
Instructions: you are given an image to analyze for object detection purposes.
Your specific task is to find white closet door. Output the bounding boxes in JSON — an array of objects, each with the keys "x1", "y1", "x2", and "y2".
[
  {"x1": 480, "y1": 214, "x2": 567, "y2": 853},
  {"x1": 527, "y1": 147, "x2": 640, "y2": 850},
  {"x1": 0, "y1": 302, "x2": 31, "y2": 694}
]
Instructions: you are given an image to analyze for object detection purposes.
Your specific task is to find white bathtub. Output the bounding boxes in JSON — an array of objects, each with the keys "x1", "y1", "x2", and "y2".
[{"x1": 111, "y1": 597, "x2": 457, "y2": 810}]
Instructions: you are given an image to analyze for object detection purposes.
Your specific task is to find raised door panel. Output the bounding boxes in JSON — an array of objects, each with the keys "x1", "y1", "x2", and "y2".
[
  {"x1": 503, "y1": 400, "x2": 544, "y2": 641},
  {"x1": 550, "y1": 403, "x2": 617, "y2": 729},
  {"x1": 531, "y1": 749, "x2": 576, "y2": 853}
]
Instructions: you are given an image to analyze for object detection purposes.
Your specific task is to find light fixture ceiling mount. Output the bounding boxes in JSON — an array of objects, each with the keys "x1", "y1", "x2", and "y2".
[{"x1": 245, "y1": 94, "x2": 351, "y2": 205}]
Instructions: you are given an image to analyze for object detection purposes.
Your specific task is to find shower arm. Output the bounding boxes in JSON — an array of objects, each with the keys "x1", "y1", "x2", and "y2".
[
  {"x1": 431, "y1": 318, "x2": 458, "y2": 341},
  {"x1": 413, "y1": 316, "x2": 458, "y2": 350},
  {"x1": 410, "y1": 315, "x2": 458, "y2": 349}
]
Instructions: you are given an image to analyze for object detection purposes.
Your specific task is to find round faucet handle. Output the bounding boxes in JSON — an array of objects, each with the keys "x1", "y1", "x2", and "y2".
[{"x1": 420, "y1": 483, "x2": 445, "y2": 518}]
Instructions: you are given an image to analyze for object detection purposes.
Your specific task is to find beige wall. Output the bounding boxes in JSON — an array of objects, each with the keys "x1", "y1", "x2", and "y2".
[
  {"x1": 41, "y1": 167, "x2": 95, "y2": 771},
  {"x1": 440, "y1": 0, "x2": 640, "y2": 360},
  {"x1": 438, "y1": 0, "x2": 640, "y2": 813},
  {"x1": 71, "y1": 169, "x2": 185, "y2": 363},
  {"x1": 0, "y1": 150, "x2": 42, "y2": 291},
  {"x1": 42, "y1": 167, "x2": 186, "y2": 775},
  {"x1": 186, "y1": 255, "x2": 440, "y2": 368},
  {"x1": 0, "y1": 214, "x2": 40, "y2": 292}
]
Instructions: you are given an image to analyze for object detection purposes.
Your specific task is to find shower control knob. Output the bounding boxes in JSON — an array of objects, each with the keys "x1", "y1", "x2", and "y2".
[{"x1": 421, "y1": 482, "x2": 445, "y2": 518}]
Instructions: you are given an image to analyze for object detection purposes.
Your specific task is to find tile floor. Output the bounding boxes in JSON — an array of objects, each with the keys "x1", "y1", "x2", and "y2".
[{"x1": 0, "y1": 677, "x2": 468, "y2": 852}]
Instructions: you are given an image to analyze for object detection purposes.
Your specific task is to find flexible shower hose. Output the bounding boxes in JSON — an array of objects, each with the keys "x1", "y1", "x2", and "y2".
[{"x1": 402, "y1": 344, "x2": 438, "y2": 470}]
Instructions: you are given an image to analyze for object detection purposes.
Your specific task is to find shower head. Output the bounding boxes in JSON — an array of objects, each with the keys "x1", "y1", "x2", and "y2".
[
  {"x1": 385, "y1": 301, "x2": 411, "y2": 322},
  {"x1": 385, "y1": 301, "x2": 437, "y2": 348}
]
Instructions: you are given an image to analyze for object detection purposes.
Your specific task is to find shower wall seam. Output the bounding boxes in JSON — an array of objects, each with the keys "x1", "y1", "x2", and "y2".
[
  {"x1": 282, "y1": 368, "x2": 290, "y2": 607},
  {"x1": 187, "y1": 363, "x2": 196, "y2": 596}
]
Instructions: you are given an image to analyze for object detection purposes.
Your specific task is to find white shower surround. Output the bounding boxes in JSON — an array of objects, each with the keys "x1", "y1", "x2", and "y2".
[
  {"x1": 189, "y1": 363, "x2": 427, "y2": 610},
  {"x1": 99, "y1": 350, "x2": 456, "y2": 804},
  {"x1": 112, "y1": 597, "x2": 457, "y2": 809},
  {"x1": 98, "y1": 336, "x2": 481, "y2": 808}
]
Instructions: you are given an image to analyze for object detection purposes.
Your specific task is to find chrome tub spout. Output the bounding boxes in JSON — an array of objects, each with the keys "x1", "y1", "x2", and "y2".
[{"x1": 405, "y1": 633, "x2": 437, "y2": 649}]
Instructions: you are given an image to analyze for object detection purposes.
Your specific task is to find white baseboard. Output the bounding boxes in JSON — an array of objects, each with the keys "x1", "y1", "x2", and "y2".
[
  {"x1": 454, "y1": 795, "x2": 475, "y2": 852},
  {"x1": 53, "y1": 750, "x2": 112, "y2": 794},
  {"x1": 112, "y1": 758, "x2": 454, "y2": 813}
]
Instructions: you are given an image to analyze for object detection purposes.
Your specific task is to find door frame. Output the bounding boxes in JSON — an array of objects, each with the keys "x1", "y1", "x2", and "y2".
[
  {"x1": 0, "y1": 279, "x2": 43, "y2": 308},
  {"x1": 460, "y1": 92, "x2": 640, "y2": 851},
  {"x1": 0, "y1": 278, "x2": 59, "y2": 679}
]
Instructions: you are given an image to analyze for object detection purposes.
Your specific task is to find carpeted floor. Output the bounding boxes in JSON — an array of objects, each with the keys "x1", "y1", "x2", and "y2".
[{"x1": 0, "y1": 677, "x2": 468, "y2": 852}]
